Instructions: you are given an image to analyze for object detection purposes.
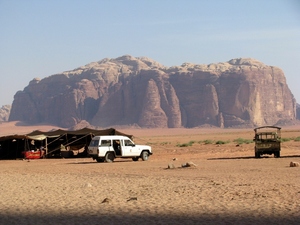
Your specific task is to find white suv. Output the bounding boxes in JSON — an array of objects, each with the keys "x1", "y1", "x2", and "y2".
[{"x1": 88, "y1": 135, "x2": 152, "y2": 162}]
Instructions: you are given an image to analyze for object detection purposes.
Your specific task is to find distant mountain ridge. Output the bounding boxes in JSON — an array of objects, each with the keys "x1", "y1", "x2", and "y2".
[{"x1": 9, "y1": 55, "x2": 297, "y2": 128}]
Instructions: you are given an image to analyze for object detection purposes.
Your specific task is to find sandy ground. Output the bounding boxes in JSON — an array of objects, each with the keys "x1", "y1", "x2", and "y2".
[{"x1": 0, "y1": 122, "x2": 300, "y2": 225}]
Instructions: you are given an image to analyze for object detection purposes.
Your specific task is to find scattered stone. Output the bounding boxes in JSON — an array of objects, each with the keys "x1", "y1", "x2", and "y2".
[
  {"x1": 181, "y1": 162, "x2": 197, "y2": 168},
  {"x1": 167, "y1": 163, "x2": 175, "y2": 169},
  {"x1": 85, "y1": 183, "x2": 92, "y2": 188},
  {"x1": 290, "y1": 161, "x2": 300, "y2": 167},
  {"x1": 101, "y1": 198, "x2": 111, "y2": 203},
  {"x1": 172, "y1": 158, "x2": 177, "y2": 161},
  {"x1": 127, "y1": 197, "x2": 137, "y2": 202}
]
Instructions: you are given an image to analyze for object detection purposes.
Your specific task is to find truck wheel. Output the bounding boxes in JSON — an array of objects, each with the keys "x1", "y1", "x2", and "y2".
[
  {"x1": 141, "y1": 151, "x2": 149, "y2": 161},
  {"x1": 132, "y1": 157, "x2": 139, "y2": 161},
  {"x1": 105, "y1": 152, "x2": 115, "y2": 163},
  {"x1": 274, "y1": 152, "x2": 280, "y2": 158},
  {"x1": 255, "y1": 152, "x2": 260, "y2": 158}
]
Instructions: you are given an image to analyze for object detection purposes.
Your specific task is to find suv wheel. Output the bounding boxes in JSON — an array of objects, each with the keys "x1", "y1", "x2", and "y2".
[
  {"x1": 105, "y1": 152, "x2": 115, "y2": 163},
  {"x1": 141, "y1": 151, "x2": 149, "y2": 161},
  {"x1": 96, "y1": 158, "x2": 104, "y2": 163}
]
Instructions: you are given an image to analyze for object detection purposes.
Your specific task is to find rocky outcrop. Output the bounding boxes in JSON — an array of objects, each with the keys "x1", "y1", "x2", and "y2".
[
  {"x1": 0, "y1": 105, "x2": 11, "y2": 122},
  {"x1": 9, "y1": 55, "x2": 297, "y2": 128}
]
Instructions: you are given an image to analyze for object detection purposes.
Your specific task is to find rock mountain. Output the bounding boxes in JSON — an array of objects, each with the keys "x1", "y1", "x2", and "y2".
[
  {"x1": 0, "y1": 105, "x2": 11, "y2": 122},
  {"x1": 9, "y1": 55, "x2": 296, "y2": 128}
]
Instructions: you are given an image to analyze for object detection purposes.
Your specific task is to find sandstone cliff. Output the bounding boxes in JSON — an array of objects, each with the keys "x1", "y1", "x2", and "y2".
[
  {"x1": 0, "y1": 105, "x2": 11, "y2": 122},
  {"x1": 9, "y1": 55, "x2": 296, "y2": 128}
]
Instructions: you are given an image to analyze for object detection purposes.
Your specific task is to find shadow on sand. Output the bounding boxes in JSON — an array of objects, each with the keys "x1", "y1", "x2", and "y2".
[
  {"x1": 207, "y1": 155, "x2": 300, "y2": 160},
  {"x1": 0, "y1": 212, "x2": 299, "y2": 225},
  {"x1": 66, "y1": 159, "x2": 134, "y2": 165}
]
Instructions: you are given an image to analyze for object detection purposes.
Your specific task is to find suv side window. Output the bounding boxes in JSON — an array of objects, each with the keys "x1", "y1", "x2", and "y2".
[
  {"x1": 90, "y1": 139, "x2": 99, "y2": 147},
  {"x1": 100, "y1": 139, "x2": 111, "y2": 147},
  {"x1": 124, "y1": 139, "x2": 134, "y2": 146}
]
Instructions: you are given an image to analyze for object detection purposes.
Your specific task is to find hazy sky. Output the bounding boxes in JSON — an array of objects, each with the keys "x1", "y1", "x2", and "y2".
[{"x1": 1, "y1": 0, "x2": 300, "y2": 106}]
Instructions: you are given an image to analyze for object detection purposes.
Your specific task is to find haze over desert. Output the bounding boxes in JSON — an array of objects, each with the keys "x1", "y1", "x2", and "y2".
[{"x1": 0, "y1": 122, "x2": 299, "y2": 224}]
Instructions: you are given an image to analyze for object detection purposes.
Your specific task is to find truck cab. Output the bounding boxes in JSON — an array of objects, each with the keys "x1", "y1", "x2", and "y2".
[
  {"x1": 253, "y1": 126, "x2": 281, "y2": 158},
  {"x1": 88, "y1": 135, "x2": 152, "y2": 162}
]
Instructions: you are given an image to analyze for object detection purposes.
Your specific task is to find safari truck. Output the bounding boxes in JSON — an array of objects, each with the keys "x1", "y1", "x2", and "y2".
[
  {"x1": 88, "y1": 135, "x2": 152, "y2": 162},
  {"x1": 253, "y1": 126, "x2": 281, "y2": 158}
]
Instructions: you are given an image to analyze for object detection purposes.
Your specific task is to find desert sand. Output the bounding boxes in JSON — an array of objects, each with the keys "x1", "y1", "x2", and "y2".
[{"x1": 0, "y1": 122, "x2": 300, "y2": 224}]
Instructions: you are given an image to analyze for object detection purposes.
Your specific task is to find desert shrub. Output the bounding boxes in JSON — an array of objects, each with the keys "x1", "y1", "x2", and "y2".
[
  {"x1": 176, "y1": 143, "x2": 189, "y2": 147},
  {"x1": 176, "y1": 143, "x2": 191, "y2": 147},
  {"x1": 188, "y1": 140, "x2": 195, "y2": 145},
  {"x1": 146, "y1": 142, "x2": 155, "y2": 145},
  {"x1": 215, "y1": 140, "x2": 229, "y2": 145},
  {"x1": 243, "y1": 139, "x2": 253, "y2": 144},
  {"x1": 234, "y1": 138, "x2": 243, "y2": 144},
  {"x1": 160, "y1": 142, "x2": 170, "y2": 145},
  {"x1": 280, "y1": 138, "x2": 292, "y2": 142},
  {"x1": 234, "y1": 138, "x2": 253, "y2": 145},
  {"x1": 294, "y1": 136, "x2": 300, "y2": 142},
  {"x1": 203, "y1": 139, "x2": 213, "y2": 144}
]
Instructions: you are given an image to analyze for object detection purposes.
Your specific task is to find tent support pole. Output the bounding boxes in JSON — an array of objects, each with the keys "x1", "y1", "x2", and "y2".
[{"x1": 45, "y1": 137, "x2": 48, "y2": 156}]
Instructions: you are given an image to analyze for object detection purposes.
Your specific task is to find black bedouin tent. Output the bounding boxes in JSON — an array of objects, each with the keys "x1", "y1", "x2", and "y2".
[{"x1": 0, "y1": 128, "x2": 132, "y2": 159}]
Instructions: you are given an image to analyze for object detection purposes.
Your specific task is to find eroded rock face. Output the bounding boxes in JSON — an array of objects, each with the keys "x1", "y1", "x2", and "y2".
[
  {"x1": 9, "y1": 55, "x2": 297, "y2": 128},
  {"x1": 0, "y1": 105, "x2": 11, "y2": 122}
]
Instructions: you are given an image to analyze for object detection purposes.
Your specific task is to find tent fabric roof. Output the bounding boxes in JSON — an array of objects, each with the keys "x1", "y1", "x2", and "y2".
[
  {"x1": 0, "y1": 128, "x2": 133, "y2": 141},
  {"x1": 0, "y1": 134, "x2": 28, "y2": 142}
]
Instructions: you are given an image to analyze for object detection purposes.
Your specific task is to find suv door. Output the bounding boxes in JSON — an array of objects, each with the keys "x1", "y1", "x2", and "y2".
[
  {"x1": 88, "y1": 138, "x2": 100, "y2": 155},
  {"x1": 121, "y1": 139, "x2": 139, "y2": 157},
  {"x1": 98, "y1": 139, "x2": 113, "y2": 157},
  {"x1": 112, "y1": 139, "x2": 122, "y2": 156}
]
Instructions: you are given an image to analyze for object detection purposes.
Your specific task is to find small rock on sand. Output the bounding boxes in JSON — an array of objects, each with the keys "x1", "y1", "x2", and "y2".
[{"x1": 290, "y1": 161, "x2": 300, "y2": 167}]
